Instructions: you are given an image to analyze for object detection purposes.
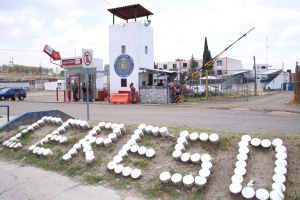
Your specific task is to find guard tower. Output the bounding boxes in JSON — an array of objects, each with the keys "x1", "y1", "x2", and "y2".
[{"x1": 108, "y1": 4, "x2": 154, "y2": 94}]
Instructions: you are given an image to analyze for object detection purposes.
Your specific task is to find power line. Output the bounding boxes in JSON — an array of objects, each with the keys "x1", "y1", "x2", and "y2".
[{"x1": 103, "y1": 0, "x2": 113, "y2": 7}]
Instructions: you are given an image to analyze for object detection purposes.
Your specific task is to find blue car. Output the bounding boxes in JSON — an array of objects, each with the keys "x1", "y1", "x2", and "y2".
[{"x1": 0, "y1": 87, "x2": 27, "y2": 101}]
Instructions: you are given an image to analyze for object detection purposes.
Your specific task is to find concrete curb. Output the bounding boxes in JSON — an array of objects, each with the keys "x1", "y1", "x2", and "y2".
[{"x1": 0, "y1": 110, "x2": 74, "y2": 131}]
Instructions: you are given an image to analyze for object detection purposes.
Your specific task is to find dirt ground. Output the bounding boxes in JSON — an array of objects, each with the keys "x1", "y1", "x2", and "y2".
[{"x1": 1, "y1": 120, "x2": 300, "y2": 200}]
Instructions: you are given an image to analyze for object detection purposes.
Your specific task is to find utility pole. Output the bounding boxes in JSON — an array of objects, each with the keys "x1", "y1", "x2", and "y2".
[{"x1": 253, "y1": 56, "x2": 257, "y2": 96}]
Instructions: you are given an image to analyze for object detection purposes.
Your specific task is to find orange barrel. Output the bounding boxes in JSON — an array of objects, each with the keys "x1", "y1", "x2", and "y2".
[{"x1": 98, "y1": 91, "x2": 104, "y2": 101}]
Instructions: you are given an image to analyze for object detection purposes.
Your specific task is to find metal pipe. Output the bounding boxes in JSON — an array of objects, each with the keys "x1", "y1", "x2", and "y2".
[
  {"x1": 254, "y1": 56, "x2": 257, "y2": 96},
  {"x1": 0, "y1": 105, "x2": 9, "y2": 122},
  {"x1": 205, "y1": 69, "x2": 208, "y2": 99},
  {"x1": 56, "y1": 87, "x2": 58, "y2": 101}
]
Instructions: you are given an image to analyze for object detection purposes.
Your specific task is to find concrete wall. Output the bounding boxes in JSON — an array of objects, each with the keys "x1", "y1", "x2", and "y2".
[
  {"x1": 224, "y1": 58, "x2": 243, "y2": 71},
  {"x1": 266, "y1": 71, "x2": 289, "y2": 90},
  {"x1": 0, "y1": 82, "x2": 30, "y2": 88},
  {"x1": 109, "y1": 21, "x2": 154, "y2": 94},
  {"x1": 44, "y1": 82, "x2": 58, "y2": 90}
]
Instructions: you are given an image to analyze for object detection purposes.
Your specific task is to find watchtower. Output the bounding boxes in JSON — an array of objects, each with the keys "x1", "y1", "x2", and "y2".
[{"x1": 108, "y1": 4, "x2": 154, "y2": 93}]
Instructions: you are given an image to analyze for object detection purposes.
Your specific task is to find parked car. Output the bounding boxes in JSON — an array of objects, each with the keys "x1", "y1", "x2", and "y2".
[
  {"x1": 22, "y1": 87, "x2": 30, "y2": 91},
  {"x1": 190, "y1": 85, "x2": 205, "y2": 97},
  {"x1": 212, "y1": 85, "x2": 224, "y2": 95},
  {"x1": 0, "y1": 87, "x2": 27, "y2": 100}
]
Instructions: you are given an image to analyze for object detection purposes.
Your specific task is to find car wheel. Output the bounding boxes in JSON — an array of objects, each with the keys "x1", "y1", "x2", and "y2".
[
  {"x1": 19, "y1": 96, "x2": 24, "y2": 100},
  {"x1": 0, "y1": 96, "x2": 5, "y2": 101}
]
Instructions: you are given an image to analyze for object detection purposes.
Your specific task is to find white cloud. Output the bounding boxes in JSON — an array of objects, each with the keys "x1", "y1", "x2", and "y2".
[
  {"x1": 0, "y1": 15, "x2": 14, "y2": 24},
  {"x1": 277, "y1": 25, "x2": 300, "y2": 41}
]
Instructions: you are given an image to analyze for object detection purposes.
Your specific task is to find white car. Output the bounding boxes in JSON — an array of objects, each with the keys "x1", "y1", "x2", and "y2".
[
  {"x1": 212, "y1": 85, "x2": 224, "y2": 95},
  {"x1": 190, "y1": 85, "x2": 205, "y2": 97}
]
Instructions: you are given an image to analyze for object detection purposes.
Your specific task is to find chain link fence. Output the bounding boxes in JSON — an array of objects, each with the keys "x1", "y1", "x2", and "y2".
[{"x1": 182, "y1": 70, "x2": 250, "y2": 101}]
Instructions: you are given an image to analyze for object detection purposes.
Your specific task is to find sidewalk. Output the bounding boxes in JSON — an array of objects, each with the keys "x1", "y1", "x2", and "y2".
[{"x1": 0, "y1": 161, "x2": 143, "y2": 200}]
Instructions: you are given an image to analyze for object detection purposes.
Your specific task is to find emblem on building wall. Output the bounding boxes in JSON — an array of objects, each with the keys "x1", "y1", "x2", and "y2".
[{"x1": 114, "y1": 54, "x2": 134, "y2": 77}]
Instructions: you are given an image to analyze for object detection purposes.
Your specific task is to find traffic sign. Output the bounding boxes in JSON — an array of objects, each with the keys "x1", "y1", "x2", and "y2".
[{"x1": 82, "y1": 49, "x2": 93, "y2": 68}]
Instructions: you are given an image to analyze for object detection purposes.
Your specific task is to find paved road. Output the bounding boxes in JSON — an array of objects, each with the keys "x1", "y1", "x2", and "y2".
[{"x1": 1, "y1": 91, "x2": 300, "y2": 134}]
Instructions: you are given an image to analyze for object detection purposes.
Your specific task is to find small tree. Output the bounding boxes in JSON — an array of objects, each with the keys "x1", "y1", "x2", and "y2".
[
  {"x1": 104, "y1": 64, "x2": 109, "y2": 72},
  {"x1": 202, "y1": 37, "x2": 213, "y2": 76},
  {"x1": 188, "y1": 54, "x2": 198, "y2": 75},
  {"x1": 187, "y1": 54, "x2": 199, "y2": 84},
  {"x1": 60, "y1": 70, "x2": 64, "y2": 77}
]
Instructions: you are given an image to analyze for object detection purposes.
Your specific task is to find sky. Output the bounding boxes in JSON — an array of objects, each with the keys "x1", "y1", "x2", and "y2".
[{"x1": 0, "y1": 0, "x2": 300, "y2": 72}]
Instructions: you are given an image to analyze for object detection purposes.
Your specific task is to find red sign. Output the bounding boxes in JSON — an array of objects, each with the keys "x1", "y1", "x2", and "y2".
[
  {"x1": 62, "y1": 58, "x2": 82, "y2": 66},
  {"x1": 83, "y1": 52, "x2": 92, "y2": 66},
  {"x1": 43, "y1": 45, "x2": 61, "y2": 60}
]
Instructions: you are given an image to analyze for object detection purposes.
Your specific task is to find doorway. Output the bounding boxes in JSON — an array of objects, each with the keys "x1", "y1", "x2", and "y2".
[
  {"x1": 68, "y1": 74, "x2": 80, "y2": 101},
  {"x1": 148, "y1": 74, "x2": 153, "y2": 86}
]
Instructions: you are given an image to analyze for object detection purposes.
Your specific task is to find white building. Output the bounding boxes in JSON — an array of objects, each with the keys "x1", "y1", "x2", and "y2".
[
  {"x1": 156, "y1": 57, "x2": 242, "y2": 82},
  {"x1": 108, "y1": 4, "x2": 154, "y2": 94}
]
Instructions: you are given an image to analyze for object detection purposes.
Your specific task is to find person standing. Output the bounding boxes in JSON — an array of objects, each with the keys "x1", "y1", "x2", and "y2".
[
  {"x1": 130, "y1": 83, "x2": 136, "y2": 104},
  {"x1": 168, "y1": 80, "x2": 175, "y2": 103},
  {"x1": 88, "y1": 84, "x2": 93, "y2": 102},
  {"x1": 72, "y1": 82, "x2": 78, "y2": 101},
  {"x1": 82, "y1": 82, "x2": 87, "y2": 101}
]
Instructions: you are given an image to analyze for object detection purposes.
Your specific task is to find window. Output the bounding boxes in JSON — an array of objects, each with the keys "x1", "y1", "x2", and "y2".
[
  {"x1": 257, "y1": 66, "x2": 260, "y2": 69},
  {"x1": 261, "y1": 66, "x2": 266, "y2": 69},
  {"x1": 154, "y1": 65, "x2": 158, "y2": 69},
  {"x1": 163, "y1": 64, "x2": 167, "y2": 69},
  {"x1": 145, "y1": 46, "x2": 148, "y2": 54},
  {"x1": 217, "y1": 70, "x2": 222, "y2": 75},
  {"x1": 217, "y1": 60, "x2": 222, "y2": 66},
  {"x1": 121, "y1": 46, "x2": 126, "y2": 54},
  {"x1": 173, "y1": 64, "x2": 177, "y2": 69},
  {"x1": 183, "y1": 63, "x2": 187, "y2": 68},
  {"x1": 121, "y1": 79, "x2": 127, "y2": 87}
]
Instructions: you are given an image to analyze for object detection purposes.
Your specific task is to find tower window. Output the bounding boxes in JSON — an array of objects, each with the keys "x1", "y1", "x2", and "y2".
[
  {"x1": 121, "y1": 46, "x2": 126, "y2": 54},
  {"x1": 145, "y1": 46, "x2": 148, "y2": 54}
]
